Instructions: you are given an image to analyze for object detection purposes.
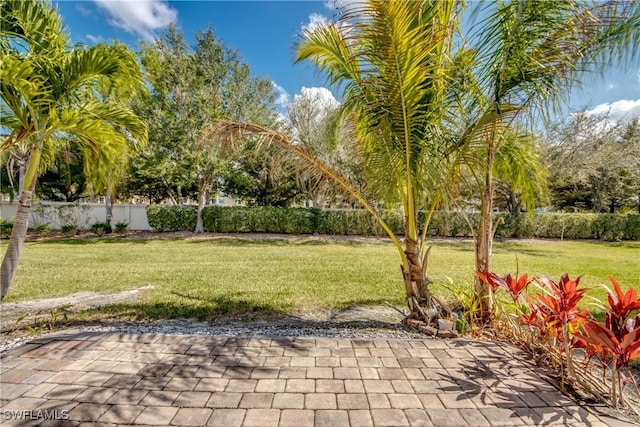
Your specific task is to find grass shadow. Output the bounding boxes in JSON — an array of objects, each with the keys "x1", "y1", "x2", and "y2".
[
  {"x1": 80, "y1": 293, "x2": 286, "y2": 321},
  {"x1": 581, "y1": 240, "x2": 640, "y2": 249},
  {"x1": 492, "y1": 241, "x2": 559, "y2": 257},
  {"x1": 69, "y1": 295, "x2": 412, "y2": 335},
  {"x1": 32, "y1": 237, "x2": 151, "y2": 245},
  {"x1": 186, "y1": 237, "x2": 291, "y2": 246},
  {"x1": 185, "y1": 235, "x2": 381, "y2": 247}
]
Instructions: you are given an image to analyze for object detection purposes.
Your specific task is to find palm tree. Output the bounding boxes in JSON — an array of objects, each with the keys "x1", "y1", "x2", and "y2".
[
  {"x1": 457, "y1": 0, "x2": 640, "y2": 319},
  {"x1": 0, "y1": 0, "x2": 147, "y2": 299},
  {"x1": 203, "y1": 0, "x2": 462, "y2": 321}
]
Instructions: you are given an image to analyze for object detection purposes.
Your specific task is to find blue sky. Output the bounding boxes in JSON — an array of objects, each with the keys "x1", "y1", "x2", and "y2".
[{"x1": 54, "y1": 0, "x2": 640, "y2": 119}]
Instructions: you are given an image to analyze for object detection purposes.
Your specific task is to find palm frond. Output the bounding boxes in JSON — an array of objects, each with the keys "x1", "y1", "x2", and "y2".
[
  {"x1": 0, "y1": 0, "x2": 67, "y2": 55},
  {"x1": 494, "y1": 130, "x2": 549, "y2": 212},
  {"x1": 296, "y1": 0, "x2": 462, "y2": 239},
  {"x1": 201, "y1": 120, "x2": 405, "y2": 256}
]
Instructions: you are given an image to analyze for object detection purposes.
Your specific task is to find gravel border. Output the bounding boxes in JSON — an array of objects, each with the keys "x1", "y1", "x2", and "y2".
[{"x1": 0, "y1": 316, "x2": 433, "y2": 354}]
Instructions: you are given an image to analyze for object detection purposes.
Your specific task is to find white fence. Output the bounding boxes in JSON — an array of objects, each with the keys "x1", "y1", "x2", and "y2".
[{"x1": 0, "y1": 201, "x2": 152, "y2": 231}]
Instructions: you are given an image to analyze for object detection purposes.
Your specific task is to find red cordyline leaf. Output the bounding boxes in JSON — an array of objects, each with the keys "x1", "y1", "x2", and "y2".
[
  {"x1": 505, "y1": 273, "x2": 530, "y2": 301},
  {"x1": 572, "y1": 335, "x2": 601, "y2": 360},
  {"x1": 519, "y1": 302, "x2": 546, "y2": 331},
  {"x1": 475, "y1": 271, "x2": 501, "y2": 291},
  {"x1": 475, "y1": 271, "x2": 531, "y2": 301},
  {"x1": 578, "y1": 320, "x2": 640, "y2": 369},
  {"x1": 533, "y1": 274, "x2": 591, "y2": 335},
  {"x1": 539, "y1": 274, "x2": 589, "y2": 317},
  {"x1": 606, "y1": 276, "x2": 640, "y2": 320}
]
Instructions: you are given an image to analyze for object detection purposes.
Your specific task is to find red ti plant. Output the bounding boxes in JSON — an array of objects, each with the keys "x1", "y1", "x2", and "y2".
[
  {"x1": 607, "y1": 276, "x2": 640, "y2": 321},
  {"x1": 580, "y1": 320, "x2": 640, "y2": 370},
  {"x1": 519, "y1": 299, "x2": 548, "y2": 335},
  {"x1": 535, "y1": 274, "x2": 591, "y2": 333},
  {"x1": 475, "y1": 271, "x2": 531, "y2": 302},
  {"x1": 574, "y1": 277, "x2": 640, "y2": 406},
  {"x1": 533, "y1": 274, "x2": 590, "y2": 384}
]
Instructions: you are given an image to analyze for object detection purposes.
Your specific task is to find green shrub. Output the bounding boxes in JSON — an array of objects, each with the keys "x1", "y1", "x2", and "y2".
[
  {"x1": 115, "y1": 221, "x2": 129, "y2": 233},
  {"x1": 34, "y1": 223, "x2": 51, "y2": 234},
  {"x1": 90, "y1": 221, "x2": 111, "y2": 235},
  {"x1": 61, "y1": 224, "x2": 76, "y2": 234},
  {"x1": 316, "y1": 210, "x2": 376, "y2": 235},
  {"x1": 1, "y1": 218, "x2": 13, "y2": 238},
  {"x1": 623, "y1": 215, "x2": 640, "y2": 240},
  {"x1": 533, "y1": 213, "x2": 595, "y2": 239},
  {"x1": 203, "y1": 206, "x2": 315, "y2": 234},
  {"x1": 146, "y1": 205, "x2": 197, "y2": 232},
  {"x1": 592, "y1": 214, "x2": 626, "y2": 241},
  {"x1": 145, "y1": 205, "x2": 640, "y2": 240}
]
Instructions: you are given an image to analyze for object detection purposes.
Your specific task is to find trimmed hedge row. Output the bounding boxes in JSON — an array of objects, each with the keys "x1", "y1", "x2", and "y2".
[
  {"x1": 146, "y1": 205, "x2": 640, "y2": 240},
  {"x1": 146, "y1": 205, "x2": 197, "y2": 232}
]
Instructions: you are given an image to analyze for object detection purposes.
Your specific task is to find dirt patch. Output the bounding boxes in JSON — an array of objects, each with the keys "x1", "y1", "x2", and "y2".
[{"x1": 0, "y1": 285, "x2": 155, "y2": 332}]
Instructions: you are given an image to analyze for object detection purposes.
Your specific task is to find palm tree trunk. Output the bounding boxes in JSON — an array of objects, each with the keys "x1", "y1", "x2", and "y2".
[
  {"x1": 105, "y1": 190, "x2": 113, "y2": 233},
  {"x1": 194, "y1": 179, "x2": 208, "y2": 234},
  {"x1": 1, "y1": 148, "x2": 41, "y2": 300},
  {"x1": 475, "y1": 147, "x2": 496, "y2": 323},
  {"x1": 18, "y1": 158, "x2": 26, "y2": 196}
]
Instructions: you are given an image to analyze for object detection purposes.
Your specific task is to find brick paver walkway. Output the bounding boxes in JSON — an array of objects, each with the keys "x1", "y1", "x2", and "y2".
[{"x1": 0, "y1": 329, "x2": 633, "y2": 426}]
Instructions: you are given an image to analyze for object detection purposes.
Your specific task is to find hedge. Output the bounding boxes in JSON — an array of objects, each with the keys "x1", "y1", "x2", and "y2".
[
  {"x1": 146, "y1": 205, "x2": 197, "y2": 232},
  {"x1": 145, "y1": 205, "x2": 640, "y2": 240}
]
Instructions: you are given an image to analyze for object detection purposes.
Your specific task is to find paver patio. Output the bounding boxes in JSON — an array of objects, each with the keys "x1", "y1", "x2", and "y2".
[{"x1": 0, "y1": 329, "x2": 635, "y2": 426}]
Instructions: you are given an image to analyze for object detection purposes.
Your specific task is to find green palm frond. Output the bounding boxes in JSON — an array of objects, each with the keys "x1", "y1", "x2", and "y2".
[
  {"x1": 469, "y1": 0, "x2": 640, "y2": 125},
  {"x1": 0, "y1": 0, "x2": 67, "y2": 55},
  {"x1": 494, "y1": 130, "x2": 549, "y2": 212},
  {"x1": 60, "y1": 43, "x2": 144, "y2": 100},
  {"x1": 297, "y1": 0, "x2": 461, "y2": 239},
  {"x1": 456, "y1": 0, "x2": 639, "y2": 214},
  {"x1": 1, "y1": 0, "x2": 147, "y2": 195},
  {"x1": 201, "y1": 120, "x2": 405, "y2": 258}
]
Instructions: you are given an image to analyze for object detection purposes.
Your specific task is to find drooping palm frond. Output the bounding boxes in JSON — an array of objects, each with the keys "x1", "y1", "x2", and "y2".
[
  {"x1": 494, "y1": 130, "x2": 549, "y2": 212},
  {"x1": 201, "y1": 121, "x2": 405, "y2": 258}
]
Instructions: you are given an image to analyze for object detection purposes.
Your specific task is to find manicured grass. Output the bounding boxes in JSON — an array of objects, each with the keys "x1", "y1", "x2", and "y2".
[{"x1": 1, "y1": 236, "x2": 638, "y2": 320}]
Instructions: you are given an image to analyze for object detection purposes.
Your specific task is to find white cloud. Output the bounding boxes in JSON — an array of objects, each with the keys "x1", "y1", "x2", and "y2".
[
  {"x1": 303, "y1": 13, "x2": 330, "y2": 32},
  {"x1": 272, "y1": 82, "x2": 290, "y2": 108},
  {"x1": 586, "y1": 99, "x2": 640, "y2": 122},
  {"x1": 92, "y1": 0, "x2": 177, "y2": 42},
  {"x1": 86, "y1": 34, "x2": 104, "y2": 44},
  {"x1": 295, "y1": 87, "x2": 340, "y2": 110},
  {"x1": 606, "y1": 83, "x2": 618, "y2": 91},
  {"x1": 76, "y1": 4, "x2": 92, "y2": 17},
  {"x1": 324, "y1": 0, "x2": 363, "y2": 10}
]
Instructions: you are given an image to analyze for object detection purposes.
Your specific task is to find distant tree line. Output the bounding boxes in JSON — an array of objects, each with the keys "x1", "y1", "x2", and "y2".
[{"x1": 3, "y1": 28, "x2": 638, "y2": 216}]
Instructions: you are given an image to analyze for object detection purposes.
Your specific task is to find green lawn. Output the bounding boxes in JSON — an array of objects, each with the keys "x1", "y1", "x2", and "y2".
[{"x1": 1, "y1": 236, "x2": 638, "y2": 320}]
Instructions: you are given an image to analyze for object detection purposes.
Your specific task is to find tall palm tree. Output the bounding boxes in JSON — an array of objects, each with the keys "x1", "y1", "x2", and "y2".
[
  {"x1": 457, "y1": 0, "x2": 640, "y2": 319},
  {"x1": 0, "y1": 0, "x2": 147, "y2": 299},
  {"x1": 203, "y1": 0, "x2": 462, "y2": 321}
]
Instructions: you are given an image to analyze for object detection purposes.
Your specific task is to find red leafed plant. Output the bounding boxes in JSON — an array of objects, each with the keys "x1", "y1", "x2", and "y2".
[
  {"x1": 579, "y1": 320, "x2": 640, "y2": 370},
  {"x1": 476, "y1": 271, "x2": 640, "y2": 409},
  {"x1": 535, "y1": 274, "x2": 591, "y2": 331},
  {"x1": 532, "y1": 274, "x2": 591, "y2": 387},
  {"x1": 577, "y1": 318, "x2": 640, "y2": 407},
  {"x1": 607, "y1": 276, "x2": 640, "y2": 320},
  {"x1": 573, "y1": 277, "x2": 640, "y2": 408},
  {"x1": 475, "y1": 271, "x2": 531, "y2": 301}
]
